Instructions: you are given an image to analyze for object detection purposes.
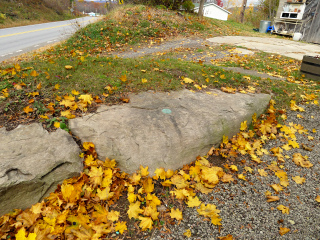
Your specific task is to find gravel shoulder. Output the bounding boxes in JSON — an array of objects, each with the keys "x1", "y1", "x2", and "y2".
[{"x1": 113, "y1": 38, "x2": 320, "y2": 239}]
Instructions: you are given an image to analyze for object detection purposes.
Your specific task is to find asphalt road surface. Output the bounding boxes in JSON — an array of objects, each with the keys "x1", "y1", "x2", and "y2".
[{"x1": 0, "y1": 16, "x2": 99, "y2": 63}]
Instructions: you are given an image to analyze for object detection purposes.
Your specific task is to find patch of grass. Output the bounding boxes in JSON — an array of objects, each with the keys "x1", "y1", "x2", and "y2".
[
  {"x1": 0, "y1": 0, "x2": 77, "y2": 29},
  {"x1": 0, "y1": 5, "x2": 318, "y2": 130}
]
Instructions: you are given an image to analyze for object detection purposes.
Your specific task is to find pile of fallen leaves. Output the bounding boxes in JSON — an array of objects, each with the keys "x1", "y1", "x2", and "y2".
[{"x1": 1, "y1": 93, "x2": 319, "y2": 239}]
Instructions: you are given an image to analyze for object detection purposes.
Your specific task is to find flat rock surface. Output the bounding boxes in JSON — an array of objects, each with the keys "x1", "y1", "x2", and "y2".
[
  {"x1": 207, "y1": 36, "x2": 320, "y2": 60},
  {"x1": 69, "y1": 89, "x2": 270, "y2": 174},
  {"x1": 0, "y1": 123, "x2": 82, "y2": 215}
]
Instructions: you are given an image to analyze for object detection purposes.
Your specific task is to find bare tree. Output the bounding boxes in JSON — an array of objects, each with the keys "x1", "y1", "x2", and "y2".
[{"x1": 198, "y1": 0, "x2": 205, "y2": 16}]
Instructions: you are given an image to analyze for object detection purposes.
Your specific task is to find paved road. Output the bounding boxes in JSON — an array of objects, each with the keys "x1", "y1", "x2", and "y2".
[{"x1": 0, "y1": 16, "x2": 100, "y2": 62}]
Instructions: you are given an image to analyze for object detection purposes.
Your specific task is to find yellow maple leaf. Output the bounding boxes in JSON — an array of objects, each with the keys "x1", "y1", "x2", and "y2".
[
  {"x1": 16, "y1": 228, "x2": 37, "y2": 240},
  {"x1": 130, "y1": 173, "x2": 141, "y2": 184},
  {"x1": 282, "y1": 144, "x2": 291, "y2": 151},
  {"x1": 104, "y1": 158, "x2": 116, "y2": 168},
  {"x1": 201, "y1": 167, "x2": 220, "y2": 185},
  {"x1": 279, "y1": 227, "x2": 290, "y2": 236},
  {"x1": 60, "y1": 99, "x2": 75, "y2": 108},
  {"x1": 182, "y1": 77, "x2": 194, "y2": 83},
  {"x1": 54, "y1": 84, "x2": 60, "y2": 90},
  {"x1": 96, "y1": 187, "x2": 114, "y2": 201},
  {"x1": 220, "y1": 74, "x2": 226, "y2": 79},
  {"x1": 61, "y1": 110, "x2": 76, "y2": 119},
  {"x1": 244, "y1": 166, "x2": 253, "y2": 173},
  {"x1": 65, "y1": 65, "x2": 73, "y2": 70},
  {"x1": 143, "y1": 206, "x2": 159, "y2": 220},
  {"x1": 183, "y1": 229, "x2": 192, "y2": 238},
  {"x1": 171, "y1": 174, "x2": 188, "y2": 189},
  {"x1": 277, "y1": 205, "x2": 289, "y2": 214},
  {"x1": 141, "y1": 78, "x2": 148, "y2": 83},
  {"x1": 221, "y1": 86, "x2": 236, "y2": 94},
  {"x1": 78, "y1": 94, "x2": 93, "y2": 105},
  {"x1": 154, "y1": 168, "x2": 166, "y2": 180},
  {"x1": 142, "y1": 177, "x2": 154, "y2": 193},
  {"x1": 238, "y1": 174, "x2": 246, "y2": 181},
  {"x1": 292, "y1": 176, "x2": 305, "y2": 184},
  {"x1": 127, "y1": 201, "x2": 143, "y2": 219},
  {"x1": 146, "y1": 193, "x2": 161, "y2": 208},
  {"x1": 170, "y1": 208, "x2": 183, "y2": 220},
  {"x1": 161, "y1": 179, "x2": 172, "y2": 187},
  {"x1": 219, "y1": 173, "x2": 234, "y2": 184},
  {"x1": 230, "y1": 165, "x2": 238, "y2": 171},
  {"x1": 138, "y1": 216, "x2": 153, "y2": 231},
  {"x1": 271, "y1": 184, "x2": 283, "y2": 192},
  {"x1": 61, "y1": 183, "x2": 74, "y2": 202},
  {"x1": 54, "y1": 122, "x2": 60, "y2": 128},
  {"x1": 30, "y1": 70, "x2": 39, "y2": 77},
  {"x1": 71, "y1": 89, "x2": 80, "y2": 95},
  {"x1": 107, "y1": 210, "x2": 120, "y2": 222},
  {"x1": 292, "y1": 153, "x2": 313, "y2": 168},
  {"x1": 166, "y1": 169, "x2": 174, "y2": 178},
  {"x1": 23, "y1": 106, "x2": 34, "y2": 114},
  {"x1": 315, "y1": 196, "x2": 320, "y2": 202},
  {"x1": 140, "y1": 165, "x2": 149, "y2": 177},
  {"x1": 88, "y1": 166, "x2": 103, "y2": 186},
  {"x1": 83, "y1": 142, "x2": 94, "y2": 150},
  {"x1": 258, "y1": 169, "x2": 268, "y2": 177},
  {"x1": 240, "y1": 121, "x2": 247, "y2": 131},
  {"x1": 119, "y1": 74, "x2": 127, "y2": 82},
  {"x1": 36, "y1": 83, "x2": 42, "y2": 90},
  {"x1": 115, "y1": 221, "x2": 127, "y2": 234},
  {"x1": 128, "y1": 193, "x2": 137, "y2": 203},
  {"x1": 186, "y1": 196, "x2": 201, "y2": 207},
  {"x1": 288, "y1": 140, "x2": 299, "y2": 148},
  {"x1": 30, "y1": 202, "x2": 43, "y2": 215}
]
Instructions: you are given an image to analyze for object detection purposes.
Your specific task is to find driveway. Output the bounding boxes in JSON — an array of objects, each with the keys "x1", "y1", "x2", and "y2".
[{"x1": 207, "y1": 36, "x2": 320, "y2": 60}]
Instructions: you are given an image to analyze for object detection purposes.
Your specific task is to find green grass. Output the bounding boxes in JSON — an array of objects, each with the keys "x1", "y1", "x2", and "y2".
[{"x1": 0, "y1": 4, "x2": 318, "y2": 129}]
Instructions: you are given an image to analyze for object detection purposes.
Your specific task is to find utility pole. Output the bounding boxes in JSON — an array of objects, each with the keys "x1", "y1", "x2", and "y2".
[{"x1": 240, "y1": 0, "x2": 247, "y2": 23}]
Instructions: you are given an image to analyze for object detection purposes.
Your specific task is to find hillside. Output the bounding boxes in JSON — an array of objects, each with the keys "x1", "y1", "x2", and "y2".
[{"x1": 0, "y1": 0, "x2": 78, "y2": 29}]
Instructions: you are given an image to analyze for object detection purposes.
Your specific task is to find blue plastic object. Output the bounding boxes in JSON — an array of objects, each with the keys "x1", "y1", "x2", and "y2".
[{"x1": 267, "y1": 25, "x2": 275, "y2": 32}]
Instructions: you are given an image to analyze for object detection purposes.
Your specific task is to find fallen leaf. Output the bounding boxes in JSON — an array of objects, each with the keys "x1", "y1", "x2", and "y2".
[
  {"x1": 183, "y1": 229, "x2": 192, "y2": 238},
  {"x1": 115, "y1": 221, "x2": 127, "y2": 234},
  {"x1": 266, "y1": 196, "x2": 280, "y2": 202},
  {"x1": 238, "y1": 174, "x2": 246, "y2": 181},
  {"x1": 292, "y1": 153, "x2": 313, "y2": 168},
  {"x1": 279, "y1": 227, "x2": 290, "y2": 236},
  {"x1": 170, "y1": 208, "x2": 183, "y2": 220},
  {"x1": 65, "y1": 65, "x2": 73, "y2": 70},
  {"x1": 23, "y1": 106, "x2": 34, "y2": 114},
  {"x1": 138, "y1": 216, "x2": 153, "y2": 231},
  {"x1": 315, "y1": 196, "x2": 320, "y2": 202},
  {"x1": 218, "y1": 234, "x2": 234, "y2": 240},
  {"x1": 277, "y1": 205, "x2": 289, "y2": 214},
  {"x1": 258, "y1": 169, "x2": 268, "y2": 177},
  {"x1": 292, "y1": 176, "x2": 305, "y2": 184},
  {"x1": 182, "y1": 77, "x2": 194, "y2": 83}
]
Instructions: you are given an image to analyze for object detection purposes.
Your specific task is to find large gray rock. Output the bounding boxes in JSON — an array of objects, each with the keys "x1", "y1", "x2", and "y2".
[
  {"x1": 0, "y1": 124, "x2": 82, "y2": 215},
  {"x1": 69, "y1": 90, "x2": 271, "y2": 175}
]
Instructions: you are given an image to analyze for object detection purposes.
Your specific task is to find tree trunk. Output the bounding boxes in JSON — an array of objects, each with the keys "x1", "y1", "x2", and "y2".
[
  {"x1": 240, "y1": 0, "x2": 247, "y2": 23},
  {"x1": 198, "y1": 0, "x2": 205, "y2": 17}
]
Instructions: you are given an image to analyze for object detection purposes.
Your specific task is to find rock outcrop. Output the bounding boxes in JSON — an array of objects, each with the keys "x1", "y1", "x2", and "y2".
[
  {"x1": 0, "y1": 124, "x2": 82, "y2": 215},
  {"x1": 69, "y1": 90, "x2": 271, "y2": 175}
]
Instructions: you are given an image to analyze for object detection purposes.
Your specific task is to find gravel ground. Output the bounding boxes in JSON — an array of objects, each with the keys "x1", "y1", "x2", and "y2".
[
  {"x1": 115, "y1": 38, "x2": 319, "y2": 239},
  {"x1": 149, "y1": 103, "x2": 320, "y2": 240}
]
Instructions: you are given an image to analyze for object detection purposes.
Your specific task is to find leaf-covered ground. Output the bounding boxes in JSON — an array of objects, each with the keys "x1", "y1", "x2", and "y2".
[{"x1": 1, "y1": 4, "x2": 320, "y2": 240}]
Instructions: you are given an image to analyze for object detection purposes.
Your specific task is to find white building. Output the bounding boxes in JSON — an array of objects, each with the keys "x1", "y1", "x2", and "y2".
[{"x1": 193, "y1": 3, "x2": 231, "y2": 21}]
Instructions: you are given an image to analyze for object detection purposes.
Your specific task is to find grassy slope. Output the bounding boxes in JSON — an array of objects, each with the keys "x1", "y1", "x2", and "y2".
[
  {"x1": 0, "y1": 5, "x2": 318, "y2": 129},
  {"x1": 0, "y1": 0, "x2": 75, "y2": 28}
]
